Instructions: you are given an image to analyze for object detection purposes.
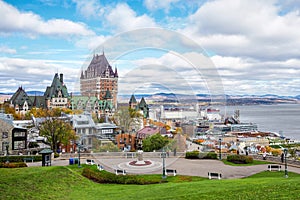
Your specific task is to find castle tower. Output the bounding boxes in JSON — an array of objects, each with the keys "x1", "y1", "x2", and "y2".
[
  {"x1": 80, "y1": 52, "x2": 118, "y2": 108},
  {"x1": 129, "y1": 94, "x2": 137, "y2": 109}
]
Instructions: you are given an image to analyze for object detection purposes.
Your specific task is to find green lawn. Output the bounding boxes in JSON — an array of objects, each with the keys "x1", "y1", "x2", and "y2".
[{"x1": 0, "y1": 165, "x2": 299, "y2": 200}]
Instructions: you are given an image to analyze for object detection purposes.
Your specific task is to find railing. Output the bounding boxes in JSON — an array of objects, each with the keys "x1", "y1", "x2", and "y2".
[{"x1": 58, "y1": 151, "x2": 185, "y2": 159}]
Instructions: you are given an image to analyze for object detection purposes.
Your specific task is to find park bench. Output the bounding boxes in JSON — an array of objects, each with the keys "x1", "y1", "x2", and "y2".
[
  {"x1": 115, "y1": 169, "x2": 127, "y2": 175},
  {"x1": 208, "y1": 172, "x2": 222, "y2": 180},
  {"x1": 86, "y1": 159, "x2": 96, "y2": 165},
  {"x1": 165, "y1": 169, "x2": 177, "y2": 176},
  {"x1": 97, "y1": 164, "x2": 104, "y2": 171},
  {"x1": 23, "y1": 157, "x2": 33, "y2": 163},
  {"x1": 268, "y1": 164, "x2": 281, "y2": 171},
  {"x1": 125, "y1": 153, "x2": 135, "y2": 159}
]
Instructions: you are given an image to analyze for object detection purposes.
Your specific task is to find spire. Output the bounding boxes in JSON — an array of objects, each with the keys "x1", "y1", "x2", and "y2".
[
  {"x1": 129, "y1": 94, "x2": 137, "y2": 104},
  {"x1": 80, "y1": 70, "x2": 84, "y2": 79},
  {"x1": 114, "y1": 66, "x2": 118, "y2": 77},
  {"x1": 139, "y1": 97, "x2": 147, "y2": 107}
]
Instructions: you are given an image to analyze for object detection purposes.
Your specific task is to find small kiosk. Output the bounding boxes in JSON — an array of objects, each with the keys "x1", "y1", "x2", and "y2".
[{"x1": 40, "y1": 149, "x2": 53, "y2": 166}]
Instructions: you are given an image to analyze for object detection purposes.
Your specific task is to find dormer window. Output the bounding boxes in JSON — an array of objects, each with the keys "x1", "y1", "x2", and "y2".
[{"x1": 58, "y1": 90, "x2": 62, "y2": 98}]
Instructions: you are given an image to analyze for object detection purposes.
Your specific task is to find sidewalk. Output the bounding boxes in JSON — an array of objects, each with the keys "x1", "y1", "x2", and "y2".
[{"x1": 27, "y1": 157, "x2": 300, "y2": 179}]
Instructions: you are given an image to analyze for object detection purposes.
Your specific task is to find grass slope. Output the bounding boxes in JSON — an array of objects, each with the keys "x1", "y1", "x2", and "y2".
[{"x1": 0, "y1": 165, "x2": 299, "y2": 200}]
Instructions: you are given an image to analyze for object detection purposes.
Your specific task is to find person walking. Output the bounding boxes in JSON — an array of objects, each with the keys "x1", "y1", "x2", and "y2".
[{"x1": 263, "y1": 152, "x2": 267, "y2": 160}]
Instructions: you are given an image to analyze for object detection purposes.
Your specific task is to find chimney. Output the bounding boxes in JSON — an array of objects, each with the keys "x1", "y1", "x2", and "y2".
[{"x1": 60, "y1": 73, "x2": 63, "y2": 83}]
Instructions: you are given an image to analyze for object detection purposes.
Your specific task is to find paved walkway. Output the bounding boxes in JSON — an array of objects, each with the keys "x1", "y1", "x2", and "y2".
[{"x1": 27, "y1": 157, "x2": 300, "y2": 179}]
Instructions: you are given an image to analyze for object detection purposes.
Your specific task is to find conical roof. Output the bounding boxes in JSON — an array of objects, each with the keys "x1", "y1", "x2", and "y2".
[{"x1": 129, "y1": 94, "x2": 137, "y2": 104}]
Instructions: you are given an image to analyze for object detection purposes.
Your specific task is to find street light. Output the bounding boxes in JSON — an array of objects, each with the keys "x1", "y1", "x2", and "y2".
[
  {"x1": 219, "y1": 138, "x2": 222, "y2": 160},
  {"x1": 284, "y1": 148, "x2": 288, "y2": 178},
  {"x1": 4, "y1": 142, "x2": 9, "y2": 163},
  {"x1": 161, "y1": 147, "x2": 167, "y2": 179},
  {"x1": 76, "y1": 142, "x2": 81, "y2": 168}
]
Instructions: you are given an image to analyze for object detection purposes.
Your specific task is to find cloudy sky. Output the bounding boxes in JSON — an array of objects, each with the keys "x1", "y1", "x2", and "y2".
[{"x1": 1, "y1": 0, "x2": 300, "y2": 97}]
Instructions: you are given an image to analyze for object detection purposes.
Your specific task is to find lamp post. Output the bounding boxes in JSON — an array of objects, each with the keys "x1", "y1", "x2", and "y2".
[
  {"x1": 4, "y1": 141, "x2": 9, "y2": 163},
  {"x1": 284, "y1": 148, "x2": 288, "y2": 178},
  {"x1": 76, "y1": 142, "x2": 81, "y2": 168},
  {"x1": 162, "y1": 147, "x2": 167, "y2": 179},
  {"x1": 219, "y1": 138, "x2": 222, "y2": 160}
]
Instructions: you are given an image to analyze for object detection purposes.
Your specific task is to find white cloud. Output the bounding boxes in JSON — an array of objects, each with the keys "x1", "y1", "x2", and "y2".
[
  {"x1": 0, "y1": 57, "x2": 81, "y2": 92},
  {"x1": 72, "y1": 0, "x2": 104, "y2": 19},
  {"x1": 144, "y1": 0, "x2": 179, "y2": 12},
  {"x1": 114, "y1": 51, "x2": 221, "y2": 95},
  {"x1": 180, "y1": 0, "x2": 300, "y2": 60},
  {"x1": 209, "y1": 54, "x2": 300, "y2": 95},
  {"x1": 105, "y1": 3, "x2": 157, "y2": 32},
  {"x1": 76, "y1": 35, "x2": 112, "y2": 51},
  {"x1": 0, "y1": 1, "x2": 94, "y2": 37},
  {"x1": 0, "y1": 46, "x2": 16, "y2": 54}
]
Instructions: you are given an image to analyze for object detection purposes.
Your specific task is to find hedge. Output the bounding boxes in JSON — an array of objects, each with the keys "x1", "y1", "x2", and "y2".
[
  {"x1": 203, "y1": 152, "x2": 217, "y2": 159},
  {"x1": 185, "y1": 151, "x2": 199, "y2": 159},
  {"x1": 0, "y1": 155, "x2": 42, "y2": 163},
  {"x1": 82, "y1": 168, "x2": 161, "y2": 185},
  {"x1": 227, "y1": 154, "x2": 253, "y2": 164}
]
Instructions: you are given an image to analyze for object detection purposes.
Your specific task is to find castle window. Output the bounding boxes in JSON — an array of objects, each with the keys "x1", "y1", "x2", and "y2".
[{"x1": 2, "y1": 132, "x2": 8, "y2": 139}]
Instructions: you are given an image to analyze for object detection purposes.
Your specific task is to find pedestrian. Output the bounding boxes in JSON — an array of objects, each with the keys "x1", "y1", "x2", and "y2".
[
  {"x1": 281, "y1": 152, "x2": 284, "y2": 163},
  {"x1": 263, "y1": 152, "x2": 267, "y2": 160}
]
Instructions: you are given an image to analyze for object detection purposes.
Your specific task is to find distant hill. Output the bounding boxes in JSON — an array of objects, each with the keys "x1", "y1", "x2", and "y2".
[{"x1": 118, "y1": 93, "x2": 300, "y2": 105}]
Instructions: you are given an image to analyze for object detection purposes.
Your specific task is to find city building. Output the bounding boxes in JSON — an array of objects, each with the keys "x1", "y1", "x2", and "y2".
[
  {"x1": 0, "y1": 113, "x2": 27, "y2": 155},
  {"x1": 115, "y1": 132, "x2": 136, "y2": 151},
  {"x1": 8, "y1": 73, "x2": 69, "y2": 113},
  {"x1": 44, "y1": 73, "x2": 69, "y2": 109},
  {"x1": 80, "y1": 53, "x2": 118, "y2": 108},
  {"x1": 69, "y1": 93, "x2": 114, "y2": 119},
  {"x1": 69, "y1": 112, "x2": 118, "y2": 151}
]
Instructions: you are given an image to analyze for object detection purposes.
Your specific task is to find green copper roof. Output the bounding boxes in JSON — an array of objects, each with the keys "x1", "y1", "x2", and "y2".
[
  {"x1": 39, "y1": 149, "x2": 53, "y2": 154},
  {"x1": 104, "y1": 89, "x2": 112, "y2": 99},
  {"x1": 44, "y1": 73, "x2": 69, "y2": 99},
  {"x1": 129, "y1": 94, "x2": 137, "y2": 104}
]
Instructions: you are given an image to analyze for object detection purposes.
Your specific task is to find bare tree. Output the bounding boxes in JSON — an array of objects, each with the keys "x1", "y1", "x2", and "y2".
[{"x1": 112, "y1": 106, "x2": 143, "y2": 133}]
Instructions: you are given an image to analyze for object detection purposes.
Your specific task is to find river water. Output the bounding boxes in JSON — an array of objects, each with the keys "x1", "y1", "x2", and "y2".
[{"x1": 221, "y1": 104, "x2": 300, "y2": 140}]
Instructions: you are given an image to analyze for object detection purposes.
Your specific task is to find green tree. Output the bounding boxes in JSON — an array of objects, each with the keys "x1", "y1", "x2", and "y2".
[
  {"x1": 142, "y1": 134, "x2": 169, "y2": 152},
  {"x1": 39, "y1": 118, "x2": 77, "y2": 153}
]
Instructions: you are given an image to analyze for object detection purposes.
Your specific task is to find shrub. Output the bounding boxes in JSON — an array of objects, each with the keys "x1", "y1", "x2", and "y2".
[
  {"x1": 227, "y1": 154, "x2": 253, "y2": 164},
  {"x1": 54, "y1": 152, "x2": 60, "y2": 158},
  {"x1": 203, "y1": 152, "x2": 218, "y2": 159},
  {"x1": 82, "y1": 168, "x2": 160, "y2": 185},
  {"x1": 185, "y1": 151, "x2": 199, "y2": 159},
  {"x1": 271, "y1": 149, "x2": 282, "y2": 156},
  {"x1": 0, "y1": 162, "x2": 27, "y2": 168}
]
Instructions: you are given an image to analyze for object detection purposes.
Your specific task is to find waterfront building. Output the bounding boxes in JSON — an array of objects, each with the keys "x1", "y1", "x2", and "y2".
[{"x1": 80, "y1": 53, "x2": 118, "y2": 109}]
